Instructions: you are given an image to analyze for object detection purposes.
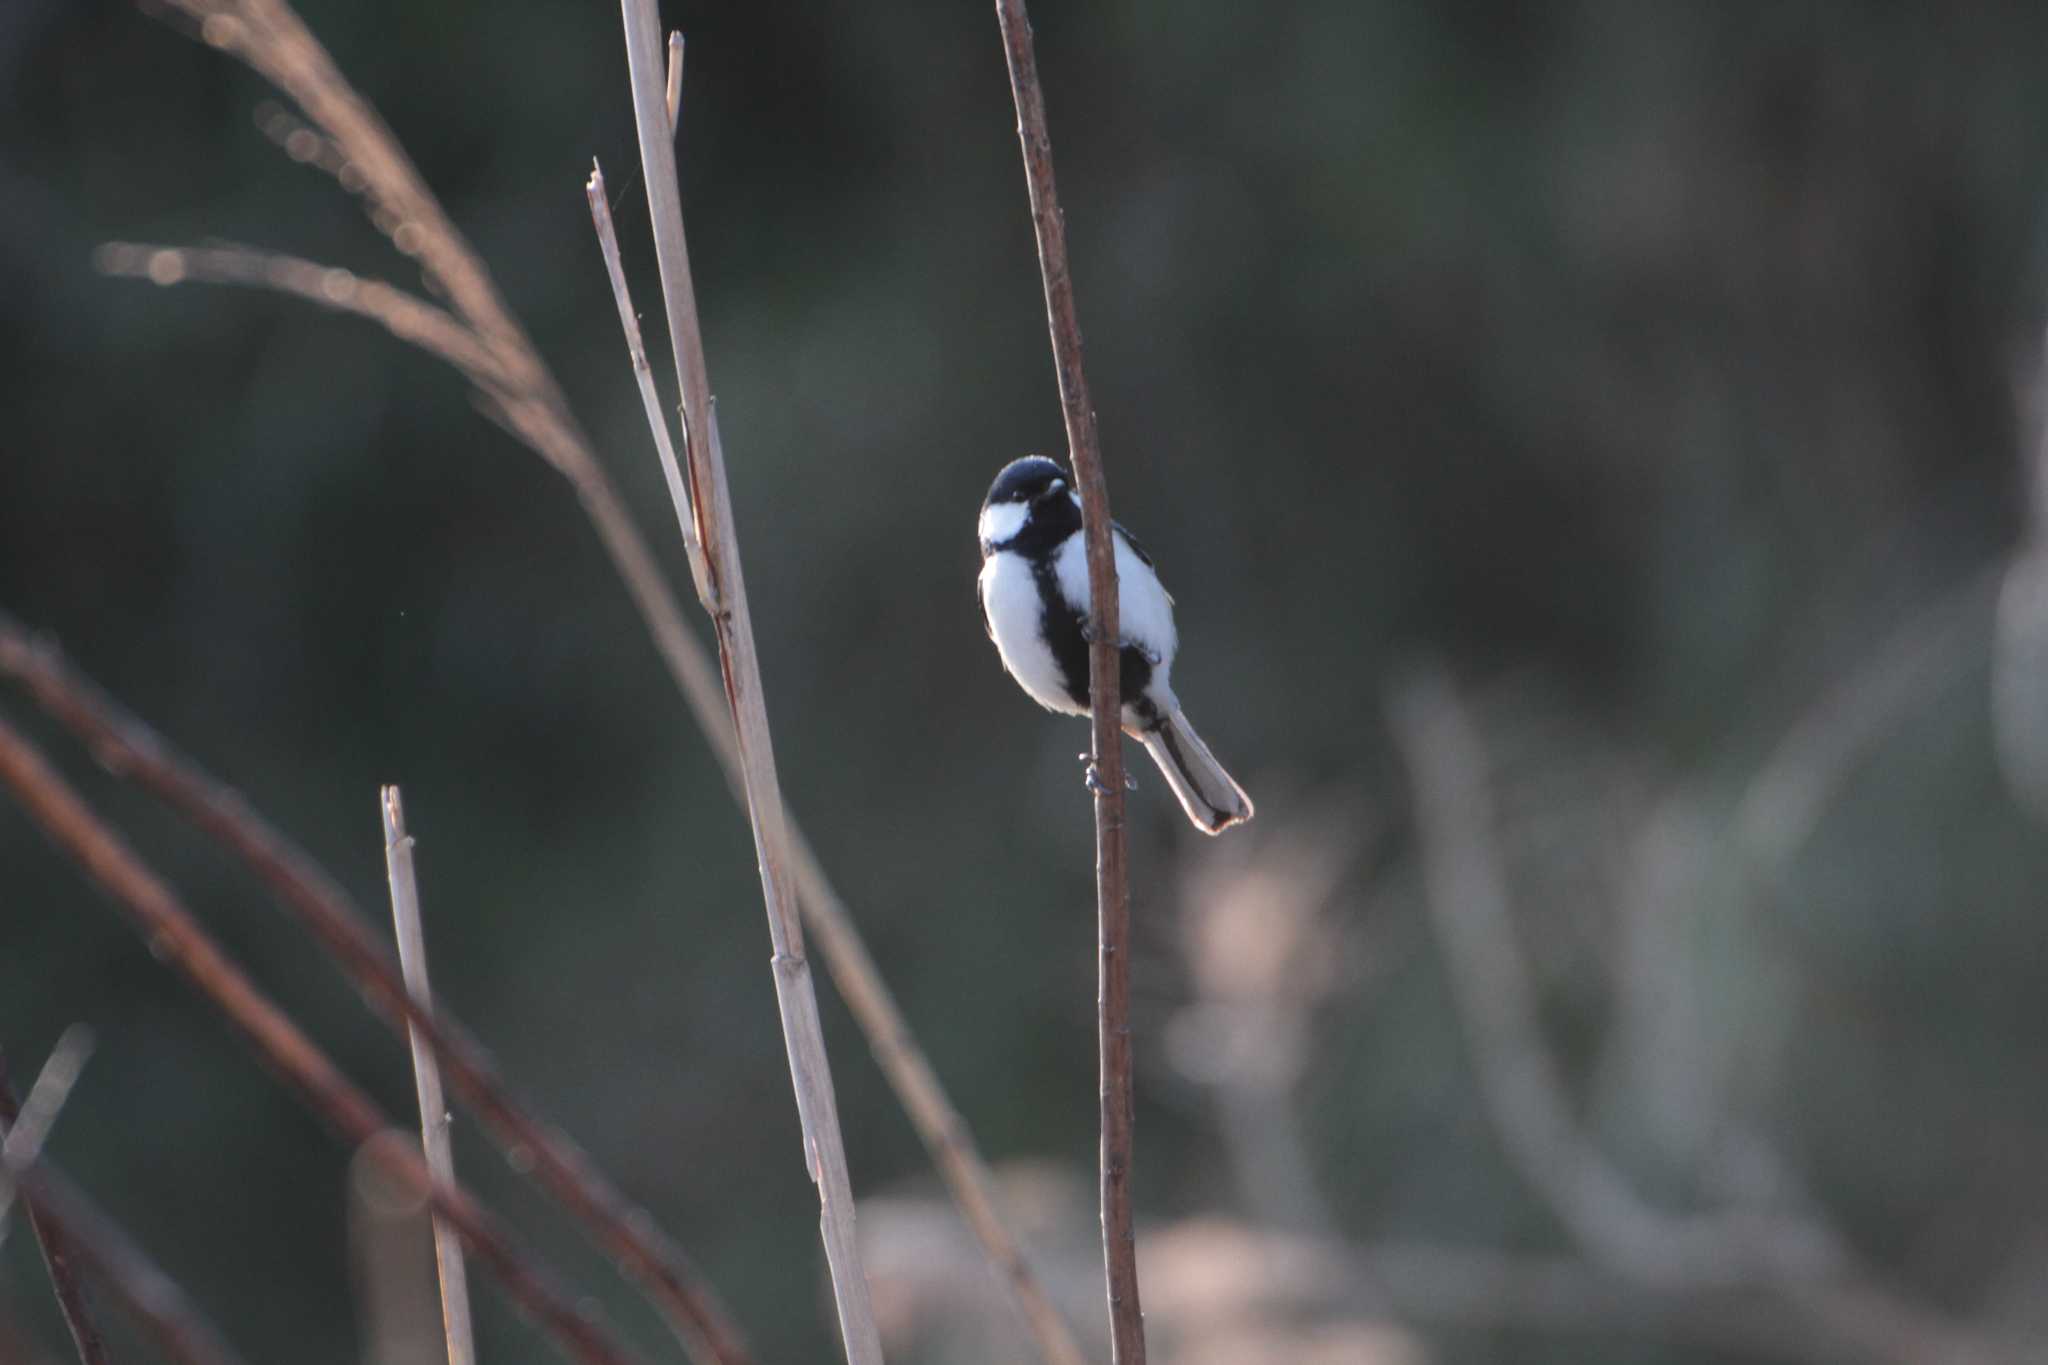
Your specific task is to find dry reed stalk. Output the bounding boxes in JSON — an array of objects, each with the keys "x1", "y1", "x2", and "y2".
[
  {"x1": 991, "y1": 1, "x2": 1143, "y2": 1359},
  {"x1": 0, "y1": 714, "x2": 649, "y2": 1365},
  {"x1": 380, "y1": 787, "x2": 477, "y2": 1365},
  {"x1": 0, "y1": 612, "x2": 747, "y2": 1365},
  {"x1": 0, "y1": 1042, "x2": 113, "y2": 1365},
  {"x1": 91, "y1": 1, "x2": 1080, "y2": 1353},
  {"x1": 607, "y1": 4, "x2": 881, "y2": 1358}
]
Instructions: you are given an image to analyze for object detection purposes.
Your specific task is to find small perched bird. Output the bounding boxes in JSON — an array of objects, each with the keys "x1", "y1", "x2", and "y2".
[{"x1": 977, "y1": 455, "x2": 1254, "y2": 834}]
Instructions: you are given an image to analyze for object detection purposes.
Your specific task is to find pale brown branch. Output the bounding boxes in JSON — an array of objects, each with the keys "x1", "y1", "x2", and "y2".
[
  {"x1": 992, "y1": 2, "x2": 1141, "y2": 1361},
  {"x1": 613, "y1": 4, "x2": 881, "y2": 1359},
  {"x1": 0, "y1": 712, "x2": 649, "y2": 1365},
  {"x1": 381, "y1": 787, "x2": 477, "y2": 1365},
  {"x1": 0, "y1": 1045, "x2": 115, "y2": 1365},
  {"x1": 0, "y1": 613, "x2": 748, "y2": 1365}
]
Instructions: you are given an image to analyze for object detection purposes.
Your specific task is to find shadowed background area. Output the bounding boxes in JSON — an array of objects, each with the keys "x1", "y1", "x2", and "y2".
[{"x1": 6, "y1": 2, "x2": 2048, "y2": 1362}]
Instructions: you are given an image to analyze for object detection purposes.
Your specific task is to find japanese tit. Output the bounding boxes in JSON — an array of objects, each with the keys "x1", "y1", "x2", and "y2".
[{"x1": 976, "y1": 456, "x2": 1253, "y2": 834}]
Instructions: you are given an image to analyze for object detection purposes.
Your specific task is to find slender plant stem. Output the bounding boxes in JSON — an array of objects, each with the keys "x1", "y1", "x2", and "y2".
[
  {"x1": 0, "y1": 714, "x2": 650, "y2": 1365},
  {"x1": 0, "y1": 611, "x2": 748, "y2": 1365},
  {"x1": 611, "y1": 6, "x2": 883, "y2": 1360},
  {"x1": 381, "y1": 787, "x2": 477, "y2": 1365},
  {"x1": 0, "y1": 1046, "x2": 114, "y2": 1365},
  {"x1": 993, "y1": 2, "x2": 1143, "y2": 1360},
  {"x1": 0, "y1": 1157, "x2": 248, "y2": 1365}
]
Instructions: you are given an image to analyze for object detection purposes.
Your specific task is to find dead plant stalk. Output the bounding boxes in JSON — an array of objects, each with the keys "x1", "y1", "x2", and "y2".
[
  {"x1": 381, "y1": 787, "x2": 477, "y2": 1365},
  {"x1": 992, "y1": 1, "x2": 1145, "y2": 1360},
  {"x1": 608, "y1": 3, "x2": 882, "y2": 1359}
]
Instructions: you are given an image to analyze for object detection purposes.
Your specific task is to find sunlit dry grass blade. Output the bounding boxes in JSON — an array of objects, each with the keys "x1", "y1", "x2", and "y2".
[{"x1": 96, "y1": 242, "x2": 510, "y2": 391}]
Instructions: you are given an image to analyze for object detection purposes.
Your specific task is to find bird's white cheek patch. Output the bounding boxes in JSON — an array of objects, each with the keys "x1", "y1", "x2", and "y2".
[{"x1": 979, "y1": 500, "x2": 1029, "y2": 547}]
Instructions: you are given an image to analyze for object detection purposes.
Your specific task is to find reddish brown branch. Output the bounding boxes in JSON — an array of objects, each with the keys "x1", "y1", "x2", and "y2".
[
  {"x1": 0, "y1": 1052, "x2": 115, "y2": 1365},
  {"x1": 0, "y1": 615, "x2": 749, "y2": 1365},
  {"x1": 3, "y1": 1157, "x2": 247, "y2": 1365},
  {"x1": 0, "y1": 713, "x2": 648, "y2": 1365},
  {"x1": 992, "y1": 2, "x2": 1143, "y2": 1360}
]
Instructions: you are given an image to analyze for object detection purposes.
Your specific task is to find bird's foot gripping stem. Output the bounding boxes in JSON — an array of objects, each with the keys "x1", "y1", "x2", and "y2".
[{"x1": 1081, "y1": 754, "x2": 1139, "y2": 795}]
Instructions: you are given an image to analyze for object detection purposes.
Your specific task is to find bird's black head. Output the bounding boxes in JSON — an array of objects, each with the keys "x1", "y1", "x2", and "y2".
[{"x1": 979, "y1": 455, "x2": 1079, "y2": 555}]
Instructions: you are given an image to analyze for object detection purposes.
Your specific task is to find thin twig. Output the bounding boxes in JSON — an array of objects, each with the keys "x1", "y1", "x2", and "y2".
[
  {"x1": 0, "y1": 1157, "x2": 249, "y2": 1365},
  {"x1": 992, "y1": 2, "x2": 1142, "y2": 1360},
  {"x1": 0, "y1": 1042, "x2": 114, "y2": 1365},
  {"x1": 611, "y1": 5, "x2": 882, "y2": 1360},
  {"x1": 0, "y1": 714, "x2": 650, "y2": 1365},
  {"x1": 381, "y1": 787, "x2": 477, "y2": 1365},
  {"x1": 0, "y1": 613, "x2": 748, "y2": 1365},
  {"x1": 583, "y1": 169, "x2": 716, "y2": 615},
  {"x1": 102, "y1": 2, "x2": 1078, "y2": 1352}
]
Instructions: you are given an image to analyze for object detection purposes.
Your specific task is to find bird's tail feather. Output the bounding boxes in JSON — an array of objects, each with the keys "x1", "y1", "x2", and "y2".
[{"x1": 1137, "y1": 701, "x2": 1253, "y2": 835}]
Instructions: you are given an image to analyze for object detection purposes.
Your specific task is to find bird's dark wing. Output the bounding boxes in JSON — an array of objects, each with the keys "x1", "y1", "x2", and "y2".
[
  {"x1": 1112, "y1": 519, "x2": 1154, "y2": 566},
  {"x1": 977, "y1": 568, "x2": 993, "y2": 640},
  {"x1": 1112, "y1": 520, "x2": 1172, "y2": 605}
]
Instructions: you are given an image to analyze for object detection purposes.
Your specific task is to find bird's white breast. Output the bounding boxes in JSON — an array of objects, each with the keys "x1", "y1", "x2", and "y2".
[
  {"x1": 1053, "y1": 529, "x2": 1178, "y2": 689},
  {"x1": 980, "y1": 549, "x2": 1085, "y2": 715}
]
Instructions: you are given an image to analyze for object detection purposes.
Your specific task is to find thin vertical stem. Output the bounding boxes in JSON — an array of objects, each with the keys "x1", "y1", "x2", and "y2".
[
  {"x1": 992, "y1": 2, "x2": 1143, "y2": 1360},
  {"x1": 381, "y1": 787, "x2": 477, "y2": 1365},
  {"x1": 613, "y1": 5, "x2": 883, "y2": 1361}
]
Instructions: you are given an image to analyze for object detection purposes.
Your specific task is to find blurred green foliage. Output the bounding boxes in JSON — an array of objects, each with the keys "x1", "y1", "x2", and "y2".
[{"x1": 6, "y1": 2, "x2": 2048, "y2": 1361}]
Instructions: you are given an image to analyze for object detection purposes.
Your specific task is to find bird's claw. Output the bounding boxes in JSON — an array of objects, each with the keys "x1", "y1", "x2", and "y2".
[{"x1": 1083, "y1": 761, "x2": 1139, "y2": 796}]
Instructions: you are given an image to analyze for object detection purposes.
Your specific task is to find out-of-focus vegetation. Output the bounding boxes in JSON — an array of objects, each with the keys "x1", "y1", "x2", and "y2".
[{"x1": 5, "y1": 3, "x2": 2048, "y2": 1361}]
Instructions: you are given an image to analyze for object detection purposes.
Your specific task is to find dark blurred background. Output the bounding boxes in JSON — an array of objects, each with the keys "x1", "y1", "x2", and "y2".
[{"x1": 6, "y1": 2, "x2": 2048, "y2": 1362}]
